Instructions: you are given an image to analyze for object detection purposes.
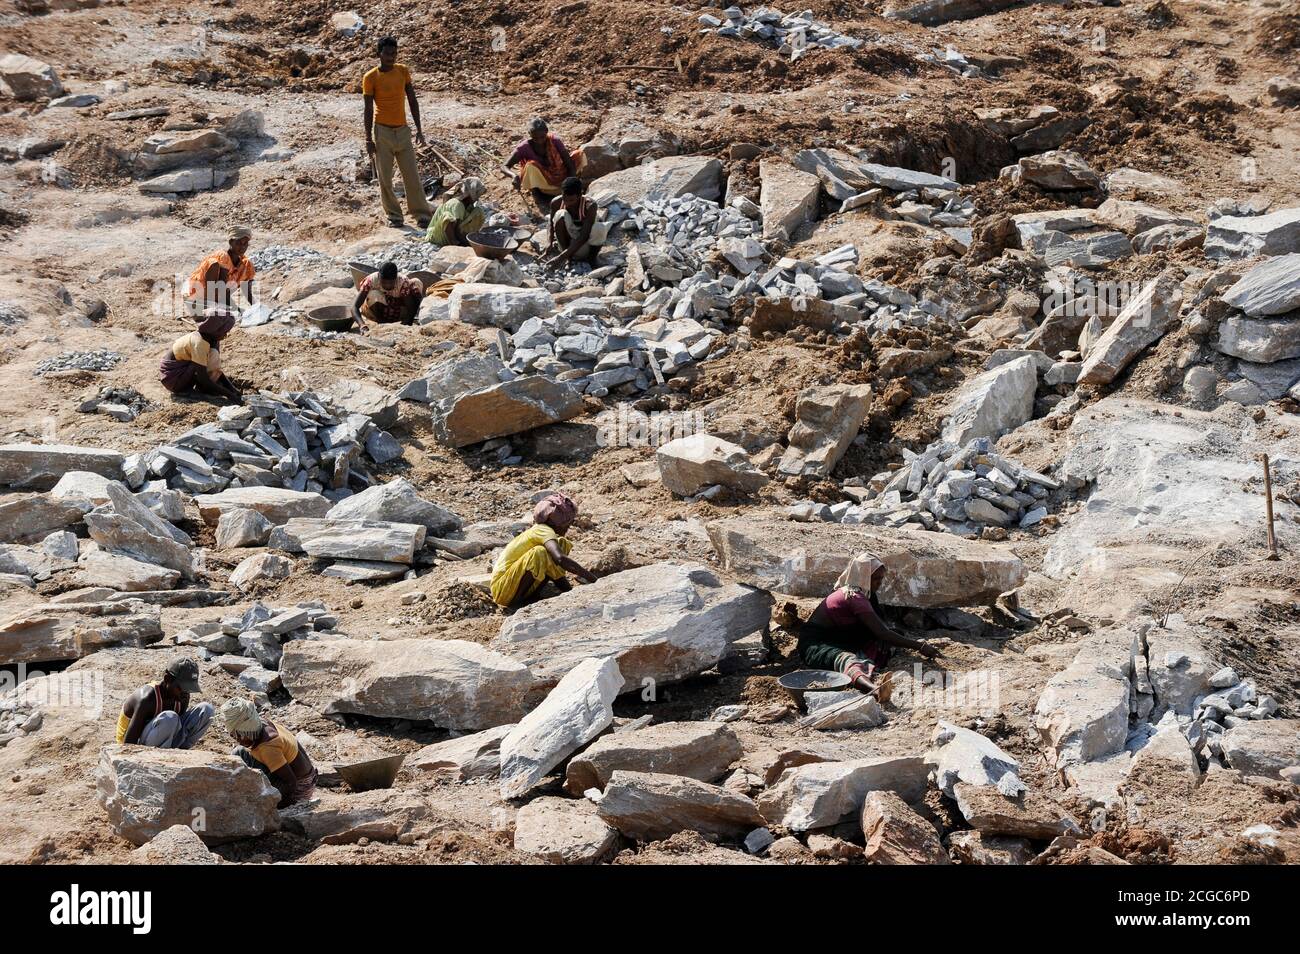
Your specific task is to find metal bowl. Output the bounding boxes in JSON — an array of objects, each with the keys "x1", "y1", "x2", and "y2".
[
  {"x1": 466, "y1": 228, "x2": 519, "y2": 260},
  {"x1": 777, "y1": 669, "x2": 851, "y2": 707},
  {"x1": 334, "y1": 753, "x2": 405, "y2": 792},
  {"x1": 306, "y1": 304, "x2": 355, "y2": 332}
]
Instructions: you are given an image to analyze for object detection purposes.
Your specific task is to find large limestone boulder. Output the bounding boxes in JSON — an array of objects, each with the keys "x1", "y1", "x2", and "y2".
[
  {"x1": 1, "y1": 601, "x2": 162, "y2": 666},
  {"x1": 408, "y1": 724, "x2": 512, "y2": 780},
  {"x1": 656, "y1": 434, "x2": 769, "y2": 496},
  {"x1": 589, "y1": 156, "x2": 723, "y2": 206},
  {"x1": 513, "y1": 796, "x2": 618, "y2": 864},
  {"x1": 941, "y1": 355, "x2": 1037, "y2": 445},
  {"x1": 281, "y1": 789, "x2": 435, "y2": 844},
  {"x1": 1077, "y1": 274, "x2": 1182, "y2": 386},
  {"x1": 1216, "y1": 315, "x2": 1300, "y2": 364},
  {"x1": 0, "y1": 442, "x2": 124, "y2": 490},
  {"x1": 1204, "y1": 207, "x2": 1300, "y2": 259},
  {"x1": 492, "y1": 562, "x2": 772, "y2": 692},
  {"x1": 596, "y1": 770, "x2": 763, "y2": 841},
  {"x1": 1221, "y1": 719, "x2": 1298, "y2": 780},
  {"x1": 952, "y1": 782, "x2": 1081, "y2": 840},
  {"x1": 565, "y1": 721, "x2": 743, "y2": 795},
  {"x1": 0, "y1": 53, "x2": 64, "y2": 100},
  {"x1": 758, "y1": 755, "x2": 929, "y2": 831},
  {"x1": 275, "y1": 518, "x2": 425, "y2": 564},
  {"x1": 924, "y1": 720, "x2": 1020, "y2": 797},
  {"x1": 778, "y1": 384, "x2": 872, "y2": 478},
  {"x1": 706, "y1": 516, "x2": 1027, "y2": 605},
  {"x1": 499, "y1": 656, "x2": 624, "y2": 799},
  {"x1": 0, "y1": 495, "x2": 91, "y2": 544},
  {"x1": 280, "y1": 638, "x2": 535, "y2": 730},
  {"x1": 759, "y1": 159, "x2": 821, "y2": 240},
  {"x1": 195, "y1": 487, "x2": 331, "y2": 525},
  {"x1": 447, "y1": 283, "x2": 555, "y2": 332},
  {"x1": 325, "y1": 478, "x2": 462, "y2": 533},
  {"x1": 96, "y1": 746, "x2": 281, "y2": 845},
  {"x1": 432, "y1": 375, "x2": 584, "y2": 448},
  {"x1": 793, "y1": 147, "x2": 957, "y2": 198},
  {"x1": 1034, "y1": 628, "x2": 1137, "y2": 768}
]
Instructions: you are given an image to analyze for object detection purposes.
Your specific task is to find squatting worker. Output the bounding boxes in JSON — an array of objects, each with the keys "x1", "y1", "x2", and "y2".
[
  {"x1": 490, "y1": 492, "x2": 596, "y2": 609},
  {"x1": 796, "y1": 552, "x2": 942, "y2": 696},
  {"x1": 159, "y1": 312, "x2": 242, "y2": 404},
  {"x1": 501, "y1": 117, "x2": 586, "y2": 216},
  {"x1": 116, "y1": 658, "x2": 215, "y2": 749},
  {"x1": 184, "y1": 226, "x2": 255, "y2": 317},
  {"x1": 362, "y1": 35, "x2": 433, "y2": 228},
  {"x1": 220, "y1": 698, "x2": 318, "y2": 808}
]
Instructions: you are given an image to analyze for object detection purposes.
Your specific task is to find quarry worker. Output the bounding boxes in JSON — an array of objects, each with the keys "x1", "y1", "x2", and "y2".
[
  {"x1": 351, "y1": 260, "x2": 424, "y2": 331},
  {"x1": 501, "y1": 117, "x2": 586, "y2": 217},
  {"x1": 184, "y1": 226, "x2": 256, "y2": 318},
  {"x1": 220, "y1": 698, "x2": 317, "y2": 808},
  {"x1": 796, "y1": 553, "x2": 941, "y2": 696},
  {"x1": 159, "y1": 311, "x2": 242, "y2": 404},
  {"x1": 426, "y1": 177, "x2": 487, "y2": 247},
  {"x1": 362, "y1": 35, "x2": 434, "y2": 228},
  {"x1": 490, "y1": 492, "x2": 596, "y2": 609},
  {"x1": 116, "y1": 658, "x2": 215, "y2": 749},
  {"x1": 543, "y1": 177, "x2": 609, "y2": 269}
]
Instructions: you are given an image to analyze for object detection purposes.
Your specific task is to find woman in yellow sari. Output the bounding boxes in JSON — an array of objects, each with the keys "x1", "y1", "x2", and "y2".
[
  {"x1": 501, "y1": 118, "x2": 587, "y2": 216},
  {"x1": 490, "y1": 492, "x2": 596, "y2": 609}
]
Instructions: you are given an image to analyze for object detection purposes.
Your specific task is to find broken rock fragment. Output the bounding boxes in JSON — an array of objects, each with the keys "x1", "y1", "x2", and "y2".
[
  {"x1": 758, "y1": 755, "x2": 929, "y2": 831},
  {"x1": 597, "y1": 770, "x2": 764, "y2": 842},
  {"x1": 432, "y1": 375, "x2": 585, "y2": 448},
  {"x1": 513, "y1": 796, "x2": 618, "y2": 864},
  {"x1": 656, "y1": 433, "x2": 769, "y2": 496},
  {"x1": 565, "y1": 720, "x2": 743, "y2": 795},
  {"x1": 778, "y1": 384, "x2": 872, "y2": 479},
  {"x1": 861, "y1": 790, "x2": 949, "y2": 864}
]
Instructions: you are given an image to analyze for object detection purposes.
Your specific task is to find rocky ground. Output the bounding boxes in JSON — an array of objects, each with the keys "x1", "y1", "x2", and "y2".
[{"x1": 1, "y1": 0, "x2": 1299, "y2": 866}]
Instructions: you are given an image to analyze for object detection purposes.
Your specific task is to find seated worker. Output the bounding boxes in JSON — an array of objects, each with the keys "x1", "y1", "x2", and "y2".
[
  {"x1": 159, "y1": 312, "x2": 241, "y2": 404},
  {"x1": 501, "y1": 117, "x2": 586, "y2": 216},
  {"x1": 426, "y1": 177, "x2": 487, "y2": 247},
  {"x1": 184, "y1": 226, "x2": 256, "y2": 318},
  {"x1": 490, "y1": 492, "x2": 596, "y2": 609},
  {"x1": 116, "y1": 658, "x2": 215, "y2": 749},
  {"x1": 220, "y1": 698, "x2": 318, "y2": 808},
  {"x1": 797, "y1": 553, "x2": 942, "y2": 696},
  {"x1": 352, "y1": 260, "x2": 424, "y2": 331},
  {"x1": 543, "y1": 177, "x2": 609, "y2": 269}
]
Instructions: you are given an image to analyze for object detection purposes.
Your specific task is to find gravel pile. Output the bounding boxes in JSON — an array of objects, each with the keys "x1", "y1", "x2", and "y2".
[
  {"x1": 250, "y1": 246, "x2": 335, "y2": 270},
  {"x1": 34, "y1": 349, "x2": 123, "y2": 375},
  {"x1": 699, "y1": 6, "x2": 864, "y2": 61}
]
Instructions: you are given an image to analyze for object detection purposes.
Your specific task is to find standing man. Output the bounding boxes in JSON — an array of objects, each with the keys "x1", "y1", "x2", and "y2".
[{"x1": 362, "y1": 36, "x2": 433, "y2": 229}]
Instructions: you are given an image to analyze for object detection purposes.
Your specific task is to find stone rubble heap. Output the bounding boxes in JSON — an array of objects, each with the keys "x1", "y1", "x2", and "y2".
[
  {"x1": 699, "y1": 6, "x2": 864, "y2": 61},
  {"x1": 134, "y1": 389, "x2": 403, "y2": 498},
  {"x1": 77, "y1": 386, "x2": 152, "y2": 423},
  {"x1": 250, "y1": 245, "x2": 335, "y2": 271},
  {"x1": 34, "y1": 349, "x2": 122, "y2": 376}
]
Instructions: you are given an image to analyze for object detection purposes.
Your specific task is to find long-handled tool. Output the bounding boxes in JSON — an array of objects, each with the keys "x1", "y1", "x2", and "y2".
[{"x1": 1262, "y1": 453, "x2": 1279, "y2": 560}]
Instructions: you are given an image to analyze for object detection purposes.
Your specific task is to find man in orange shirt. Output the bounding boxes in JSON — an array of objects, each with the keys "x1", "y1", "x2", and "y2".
[
  {"x1": 362, "y1": 36, "x2": 433, "y2": 229},
  {"x1": 184, "y1": 226, "x2": 256, "y2": 318}
]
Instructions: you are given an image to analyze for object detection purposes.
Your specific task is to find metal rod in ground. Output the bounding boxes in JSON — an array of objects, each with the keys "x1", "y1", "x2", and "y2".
[{"x1": 1262, "y1": 453, "x2": 1279, "y2": 560}]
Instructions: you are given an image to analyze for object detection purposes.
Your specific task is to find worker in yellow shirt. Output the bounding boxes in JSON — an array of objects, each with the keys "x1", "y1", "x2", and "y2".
[
  {"x1": 490, "y1": 492, "x2": 597, "y2": 609},
  {"x1": 220, "y1": 698, "x2": 318, "y2": 808},
  {"x1": 362, "y1": 35, "x2": 433, "y2": 229}
]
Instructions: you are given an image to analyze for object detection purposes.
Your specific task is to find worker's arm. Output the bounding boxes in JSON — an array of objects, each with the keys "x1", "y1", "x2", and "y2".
[
  {"x1": 561, "y1": 145, "x2": 576, "y2": 177},
  {"x1": 543, "y1": 539, "x2": 596, "y2": 583},
  {"x1": 121, "y1": 690, "x2": 153, "y2": 745},
  {"x1": 405, "y1": 81, "x2": 425, "y2": 146},
  {"x1": 351, "y1": 288, "x2": 370, "y2": 334},
  {"x1": 851, "y1": 597, "x2": 941, "y2": 657},
  {"x1": 502, "y1": 151, "x2": 520, "y2": 188},
  {"x1": 200, "y1": 261, "x2": 225, "y2": 307},
  {"x1": 241, "y1": 279, "x2": 255, "y2": 306},
  {"x1": 542, "y1": 198, "x2": 557, "y2": 253},
  {"x1": 363, "y1": 95, "x2": 375, "y2": 156}
]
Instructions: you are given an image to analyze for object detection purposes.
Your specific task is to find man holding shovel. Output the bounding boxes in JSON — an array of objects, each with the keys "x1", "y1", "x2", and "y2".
[{"x1": 362, "y1": 36, "x2": 433, "y2": 229}]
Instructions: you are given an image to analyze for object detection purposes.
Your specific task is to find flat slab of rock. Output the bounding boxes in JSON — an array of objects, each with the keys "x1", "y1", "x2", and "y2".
[
  {"x1": 408, "y1": 724, "x2": 513, "y2": 780},
  {"x1": 493, "y1": 562, "x2": 771, "y2": 692},
  {"x1": 779, "y1": 384, "x2": 873, "y2": 478},
  {"x1": 513, "y1": 796, "x2": 618, "y2": 864},
  {"x1": 1216, "y1": 314, "x2": 1300, "y2": 364},
  {"x1": 758, "y1": 755, "x2": 929, "y2": 831},
  {"x1": 0, "y1": 601, "x2": 162, "y2": 665},
  {"x1": 447, "y1": 283, "x2": 555, "y2": 331},
  {"x1": 656, "y1": 434, "x2": 768, "y2": 495},
  {"x1": 706, "y1": 517, "x2": 1027, "y2": 606},
  {"x1": 589, "y1": 156, "x2": 723, "y2": 206},
  {"x1": 196, "y1": 487, "x2": 331, "y2": 525},
  {"x1": 277, "y1": 517, "x2": 425, "y2": 564},
  {"x1": 325, "y1": 477, "x2": 462, "y2": 534},
  {"x1": 759, "y1": 158, "x2": 821, "y2": 240},
  {"x1": 597, "y1": 770, "x2": 763, "y2": 842},
  {"x1": 281, "y1": 789, "x2": 435, "y2": 844},
  {"x1": 941, "y1": 355, "x2": 1037, "y2": 445},
  {"x1": 499, "y1": 656, "x2": 624, "y2": 799},
  {"x1": 0, "y1": 442, "x2": 124, "y2": 490},
  {"x1": 433, "y1": 375, "x2": 585, "y2": 448},
  {"x1": 1077, "y1": 274, "x2": 1182, "y2": 386},
  {"x1": 281, "y1": 637, "x2": 534, "y2": 729},
  {"x1": 319, "y1": 559, "x2": 408, "y2": 582},
  {"x1": 96, "y1": 746, "x2": 280, "y2": 845},
  {"x1": 925, "y1": 720, "x2": 1021, "y2": 797},
  {"x1": 1204, "y1": 207, "x2": 1300, "y2": 259},
  {"x1": 952, "y1": 782, "x2": 1081, "y2": 840},
  {"x1": 0, "y1": 495, "x2": 91, "y2": 544},
  {"x1": 1220, "y1": 254, "x2": 1300, "y2": 318},
  {"x1": 564, "y1": 720, "x2": 742, "y2": 796},
  {"x1": 1221, "y1": 719, "x2": 1298, "y2": 780},
  {"x1": 861, "y1": 790, "x2": 948, "y2": 864}
]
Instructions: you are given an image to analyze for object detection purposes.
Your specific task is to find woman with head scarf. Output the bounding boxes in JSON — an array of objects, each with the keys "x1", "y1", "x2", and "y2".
[
  {"x1": 158, "y1": 311, "x2": 242, "y2": 403},
  {"x1": 795, "y1": 552, "x2": 942, "y2": 695},
  {"x1": 490, "y1": 492, "x2": 596, "y2": 609},
  {"x1": 184, "y1": 226, "x2": 256, "y2": 318},
  {"x1": 220, "y1": 698, "x2": 317, "y2": 808},
  {"x1": 426, "y1": 177, "x2": 488, "y2": 247},
  {"x1": 501, "y1": 118, "x2": 587, "y2": 216}
]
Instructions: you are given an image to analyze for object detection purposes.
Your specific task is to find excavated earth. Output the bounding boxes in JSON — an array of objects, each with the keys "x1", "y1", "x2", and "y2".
[{"x1": 0, "y1": 0, "x2": 1298, "y2": 865}]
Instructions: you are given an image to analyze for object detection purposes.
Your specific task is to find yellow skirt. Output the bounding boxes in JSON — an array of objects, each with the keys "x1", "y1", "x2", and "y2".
[
  {"x1": 518, "y1": 151, "x2": 587, "y2": 196},
  {"x1": 490, "y1": 540, "x2": 570, "y2": 606}
]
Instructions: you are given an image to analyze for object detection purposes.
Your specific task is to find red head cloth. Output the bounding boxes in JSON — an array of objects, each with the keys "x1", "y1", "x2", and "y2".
[
  {"x1": 197, "y1": 312, "x2": 237, "y2": 339},
  {"x1": 533, "y1": 492, "x2": 577, "y2": 529}
]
